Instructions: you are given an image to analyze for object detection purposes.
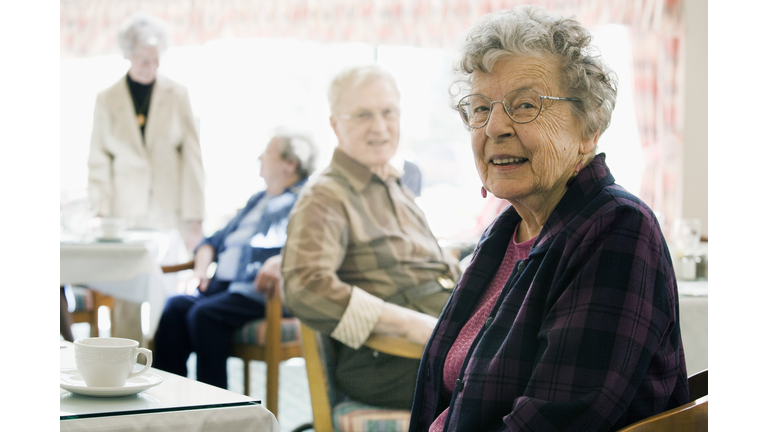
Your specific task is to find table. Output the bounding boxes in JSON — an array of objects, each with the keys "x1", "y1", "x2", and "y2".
[
  {"x1": 677, "y1": 280, "x2": 708, "y2": 375},
  {"x1": 60, "y1": 342, "x2": 279, "y2": 432},
  {"x1": 60, "y1": 230, "x2": 190, "y2": 336}
]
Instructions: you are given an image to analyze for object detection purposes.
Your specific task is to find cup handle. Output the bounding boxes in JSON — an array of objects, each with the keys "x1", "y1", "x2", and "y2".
[{"x1": 129, "y1": 348, "x2": 153, "y2": 379}]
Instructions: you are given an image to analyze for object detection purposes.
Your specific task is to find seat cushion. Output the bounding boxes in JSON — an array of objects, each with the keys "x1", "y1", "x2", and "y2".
[
  {"x1": 231, "y1": 318, "x2": 301, "y2": 346},
  {"x1": 70, "y1": 286, "x2": 94, "y2": 312},
  {"x1": 333, "y1": 400, "x2": 411, "y2": 432}
]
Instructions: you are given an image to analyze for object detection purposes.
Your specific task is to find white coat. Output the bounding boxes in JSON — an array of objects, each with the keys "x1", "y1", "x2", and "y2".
[{"x1": 87, "y1": 74, "x2": 205, "y2": 230}]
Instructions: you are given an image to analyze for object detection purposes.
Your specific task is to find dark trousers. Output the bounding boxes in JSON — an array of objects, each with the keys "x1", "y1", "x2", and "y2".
[
  {"x1": 334, "y1": 342, "x2": 421, "y2": 410},
  {"x1": 152, "y1": 279, "x2": 265, "y2": 389}
]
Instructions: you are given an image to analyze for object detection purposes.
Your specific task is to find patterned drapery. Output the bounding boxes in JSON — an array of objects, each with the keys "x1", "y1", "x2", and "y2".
[
  {"x1": 60, "y1": 0, "x2": 685, "y2": 221},
  {"x1": 61, "y1": 0, "x2": 679, "y2": 57}
]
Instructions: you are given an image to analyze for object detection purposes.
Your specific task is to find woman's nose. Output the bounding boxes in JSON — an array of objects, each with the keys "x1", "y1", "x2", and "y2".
[{"x1": 485, "y1": 101, "x2": 515, "y2": 141}]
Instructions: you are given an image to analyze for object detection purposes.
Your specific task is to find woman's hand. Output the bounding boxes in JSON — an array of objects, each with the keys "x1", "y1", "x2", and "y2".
[
  {"x1": 193, "y1": 244, "x2": 215, "y2": 292},
  {"x1": 255, "y1": 255, "x2": 283, "y2": 299}
]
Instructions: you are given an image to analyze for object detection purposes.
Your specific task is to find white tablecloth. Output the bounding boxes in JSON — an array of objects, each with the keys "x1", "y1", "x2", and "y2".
[
  {"x1": 60, "y1": 230, "x2": 190, "y2": 335},
  {"x1": 678, "y1": 280, "x2": 708, "y2": 374}
]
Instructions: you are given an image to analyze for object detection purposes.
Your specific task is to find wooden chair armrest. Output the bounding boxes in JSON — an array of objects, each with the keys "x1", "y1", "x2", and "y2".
[
  {"x1": 161, "y1": 260, "x2": 195, "y2": 273},
  {"x1": 363, "y1": 333, "x2": 424, "y2": 359}
]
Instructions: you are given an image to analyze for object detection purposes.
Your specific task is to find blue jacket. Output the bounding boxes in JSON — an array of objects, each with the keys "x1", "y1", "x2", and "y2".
[{"x1": 199, "y1": 179, "x2": 307, "y2": 299}]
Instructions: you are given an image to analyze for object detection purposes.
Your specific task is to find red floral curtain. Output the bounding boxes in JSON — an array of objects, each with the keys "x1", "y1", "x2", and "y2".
[
  {"x1": 628, "y1": 1, "x2": 685, "y2": 229},
  {"x1": 61, "y1": 0, "x2": 685, "y2": 220}
]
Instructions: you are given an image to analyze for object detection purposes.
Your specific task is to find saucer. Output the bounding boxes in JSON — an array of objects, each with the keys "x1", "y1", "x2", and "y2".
[
  {"x1": 95, "y1": 237, "x2": 123, "y2": 243},
  {"x1": 60, "y1": 369, "x2": 163, "y2": 397}
]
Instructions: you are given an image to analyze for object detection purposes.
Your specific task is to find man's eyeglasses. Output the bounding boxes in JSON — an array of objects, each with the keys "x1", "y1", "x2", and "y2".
[
  {"x1": 456, "y1": 88, "x2": 579, "y2": 128},
  {"x1": 338, "y1": 107, "x2": 400, "y2": 124}
]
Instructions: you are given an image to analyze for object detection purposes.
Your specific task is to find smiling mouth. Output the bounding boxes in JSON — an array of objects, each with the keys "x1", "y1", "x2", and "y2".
[{"x1": 491, "y1": 157, "x2": 528, "y2": 166}]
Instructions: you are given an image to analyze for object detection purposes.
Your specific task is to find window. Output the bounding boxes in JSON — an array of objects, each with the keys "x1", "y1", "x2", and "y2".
[{"x1": 60, "y1": 24, "x2": 640, "y2": 239}]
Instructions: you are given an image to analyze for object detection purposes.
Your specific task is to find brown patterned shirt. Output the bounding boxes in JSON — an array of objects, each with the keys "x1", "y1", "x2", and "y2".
[{"x1": 282, "y1": 148, "x2": 460, "y2": 349}]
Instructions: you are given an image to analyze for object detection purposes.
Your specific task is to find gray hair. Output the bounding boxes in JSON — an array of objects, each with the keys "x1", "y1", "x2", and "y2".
[
  {"x1": 117, "y1": 12, "x2": 170, "y2": 57},
  {"x1": 272, "y1": 128, "x2": 319, "y2": 180},
  {"x1": 452, "y1": 5, "x2": 618, "y2": 140},
  {"x1": 328, "y1": 64, "x2": 400, "y2": 117}
]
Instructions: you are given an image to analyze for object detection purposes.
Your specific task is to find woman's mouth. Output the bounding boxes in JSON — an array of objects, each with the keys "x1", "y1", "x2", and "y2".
[{"x1": 491, "y1": 157, "x2": 528, "y2": 166}]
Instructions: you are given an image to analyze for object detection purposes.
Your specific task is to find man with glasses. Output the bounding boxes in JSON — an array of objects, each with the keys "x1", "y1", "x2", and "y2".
[{"x1": 282, "y1": 64, "x2": 460, "y2": 410}]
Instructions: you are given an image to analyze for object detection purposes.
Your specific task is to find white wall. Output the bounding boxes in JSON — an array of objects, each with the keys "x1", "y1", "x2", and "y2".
[{"x1": 682, "y1": 1, "x2": 708, "y2": 236}]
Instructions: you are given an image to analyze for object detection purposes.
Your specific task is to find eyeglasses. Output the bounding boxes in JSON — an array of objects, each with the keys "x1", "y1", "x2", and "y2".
[
  {"x1": 338, "y1": 107, "x2": 400, "y2": 124},
  {"x1": 456, "y1": 88, "x2": 579, "y2": 128}
]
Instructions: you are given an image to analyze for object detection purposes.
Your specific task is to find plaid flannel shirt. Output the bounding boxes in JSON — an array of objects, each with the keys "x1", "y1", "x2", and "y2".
[{"x1": 409, "y1": 153, "x2": 689, "y2": 432}]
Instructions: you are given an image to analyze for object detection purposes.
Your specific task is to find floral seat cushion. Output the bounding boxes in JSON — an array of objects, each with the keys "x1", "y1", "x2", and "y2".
[
  {"x1": 333, "y1": 400, "x2": 411, "y2": 432},
  {"x1": 231, "y1": 317, "x2": 301, "y2": 346}
]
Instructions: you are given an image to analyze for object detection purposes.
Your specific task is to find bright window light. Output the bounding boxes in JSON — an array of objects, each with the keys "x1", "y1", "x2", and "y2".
[{"x1": 61, "y1": 26, "x2": 641, "y2": 240}]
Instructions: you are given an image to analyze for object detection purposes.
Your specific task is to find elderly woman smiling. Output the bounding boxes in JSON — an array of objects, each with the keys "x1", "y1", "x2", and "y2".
[{"x1": 409, "y1": 6, "x2": 688, "y2": 432}]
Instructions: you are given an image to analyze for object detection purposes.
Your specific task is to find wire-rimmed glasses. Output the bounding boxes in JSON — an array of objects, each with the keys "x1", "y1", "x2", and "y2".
[
  {"x1": 338, "y1": 107, "x2": 400, "y2": 125},
  {"x1": 456, "y1": 88, "x2": 579, "y2": 128}
]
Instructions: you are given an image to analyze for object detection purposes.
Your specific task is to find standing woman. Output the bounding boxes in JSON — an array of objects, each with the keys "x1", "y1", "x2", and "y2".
[
  {"x1": 409, "y1": 5, "x2": 688, "y2": 431},
  {"x1": 87, "y1": 12, "x2": 205, "y2": 343}
]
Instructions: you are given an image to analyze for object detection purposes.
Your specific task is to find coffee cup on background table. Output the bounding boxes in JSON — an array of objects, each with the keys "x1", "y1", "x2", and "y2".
[
  {"x1": 74, "y1": 337, "x2": 152, "y2": 387},
  {"x1": 100, "y1": 217, "x2": 125, "y2": 239}
]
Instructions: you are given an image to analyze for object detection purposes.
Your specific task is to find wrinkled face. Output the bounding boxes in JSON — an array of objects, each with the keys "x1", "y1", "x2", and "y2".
[
  {"x1": 127, "y1": 44, "x2": 160, "y2": 84},
  {"x1": 330, "y1": 78, "x2": 400, "y2": 171},
  {"x1": 470, "y1": 56, "x2": 595, "y2": 208},
  {"x1": 258, "y1": 137, "x2": 295, "y2": 185}
]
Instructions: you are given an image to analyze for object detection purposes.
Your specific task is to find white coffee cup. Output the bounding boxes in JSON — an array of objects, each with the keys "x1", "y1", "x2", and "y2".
[
  {"x1": 100, "y1": 217, "x2": 125, "y2": 239},
  {"x1": 74, "y1": 337, "x2": 153, "y2": 388}
]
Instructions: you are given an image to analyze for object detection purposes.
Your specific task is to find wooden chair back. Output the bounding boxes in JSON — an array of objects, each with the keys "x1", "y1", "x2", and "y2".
[
  {"x1": 617, "y1": 369, "x2": 709, "y2": 431},
  {"x1": 688, "y1": 369, "x2": 708, "y2": 401},
  {"x1": 67, "y1": 287, "x2": 114, "y2": 338},
  {"x1": 616, "y1": 396, "x2": 707, "y2": 432},
  {"x1": 298, "y1": 324, "x2": 425, "y2": 432}
]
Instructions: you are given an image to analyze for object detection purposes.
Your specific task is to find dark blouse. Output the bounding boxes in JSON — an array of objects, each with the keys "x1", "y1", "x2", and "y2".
[{"x1": 126, "y1": 74, "x2": 154, "y2": 137}]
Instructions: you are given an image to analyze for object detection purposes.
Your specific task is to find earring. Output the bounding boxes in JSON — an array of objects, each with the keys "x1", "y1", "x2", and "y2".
[
  {"x1": 574, "y1": 153, "x2": 584, "y2": 175},
  {"x1": 566, "y1": 154, "x2": 585, "y2": 188},
  {"x1": 480, "y1": 186, "x2": 487, "y2": 198}
]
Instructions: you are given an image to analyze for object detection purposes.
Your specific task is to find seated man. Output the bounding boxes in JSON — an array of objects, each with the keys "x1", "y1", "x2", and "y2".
[
  {"x1": 282, "y1": 64, "x2": 461, "y2": 410},
  {"x1": 152, "y1": 128, "x2": 318, "y2": 389}
]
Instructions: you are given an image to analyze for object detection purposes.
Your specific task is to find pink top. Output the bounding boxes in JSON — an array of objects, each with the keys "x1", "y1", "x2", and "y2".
[{"x1": 429, "y1": 223, "x2": 536, "y2": 432}]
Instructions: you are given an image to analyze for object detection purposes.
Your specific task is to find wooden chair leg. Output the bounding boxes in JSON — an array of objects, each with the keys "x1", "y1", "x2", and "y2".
[
  {"x1": 266, "y1": 354, "x2": 279, "y2": 416},
  {"x1": 60, "y1": 288, "x2": 75, "y2": 342},
  {"x1": 89, "y1": 303, "x2": 99, "y2": 337},
  {"x1": 244, "y1": 359, "x2": 251, "y2": 396},
  {"x1": 265, "y1": 294, "x2": 282, "y2": 417}
]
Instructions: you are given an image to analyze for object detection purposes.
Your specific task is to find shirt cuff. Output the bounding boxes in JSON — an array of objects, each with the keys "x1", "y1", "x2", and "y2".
[{"x1": 330, "y1": 287, "x2": 385, "y2": 349}]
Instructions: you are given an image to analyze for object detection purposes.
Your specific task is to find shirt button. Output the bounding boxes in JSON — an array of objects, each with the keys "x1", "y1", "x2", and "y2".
[
  {"x1": 455, "y1": 379, "x2": 464, "y2": 391},
  {"x1": 517, "y1": 261, "x2": 525, "y2": 273},
  {"x1": 372, "y1": 351, "x2": 379, "y2": 358},
  {"x1": 485, "y1": 316, "x2": 493, "y2": 328}
]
